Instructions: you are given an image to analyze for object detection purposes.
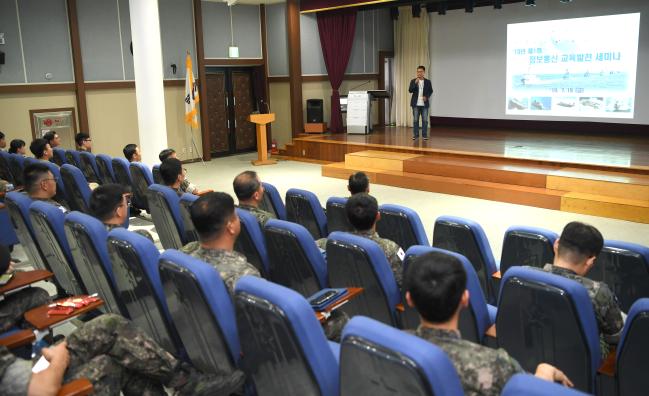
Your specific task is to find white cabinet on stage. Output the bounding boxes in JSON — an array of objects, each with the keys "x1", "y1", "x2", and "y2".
[{"x1": 346, "y1": 91, "x2": 370, "y2": 135}]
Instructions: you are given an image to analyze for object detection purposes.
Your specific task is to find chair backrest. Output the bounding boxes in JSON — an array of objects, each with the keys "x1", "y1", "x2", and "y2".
[
  {"x1": 35, "y1": 159, "x2": 69, "y2": 206},
  {"x1": 341, "y1": 316, "x2": 463, "y2": 396},
  {"x1": 234, "y1": 275, "x2": 339, "y2": 396},
  {"x1": 0, "y1": 203, "x2": 19, "y2": 247},
  {"x1": 234, "y1": 208, "x2": 270, "y2": 277},
  {"x1": 95, "y1": 154, "x2": 115, "y2": 184},
  {"x1": 497, "y1": 266, "x2": 600, "y2": 392},
  {"x1": 263, "y1": 219, "x2": 327, "y2": 296},
  {"x1": 325, "y1": 197, "x2": 352, "y2": 233},
  {"x1": 7, "y1": 154, "x2": 25, "y2": 186},
  {"x1": 52, "y1": 148, "x2": 67, "y2": 166},
  {"x1": 376, "y1": 204, "x2": 428, "y2": 250},
  {"x1": 29, "y1": 201, "x2": 86, "y2": 295},
  {"x1": 129, "y1": 162, "x2": 153, "y2": 211},
  {"x1": 146, "y1": 184, "x2": 185, "y2": 249},
  {"x1": 500, "y1": 225, "x2": 558, "y2": 276},
  {"x1": 106, "y1": 228, "x2": 185, "y2": 357},
  {"x1": 501, "y1": 373, "x2": 589, "y2": 396},
  {"x1": 327, "y1": 231, "x2": 400, "y2": 326},
  {"x1": 159, "y1": 250, "x2": 240, "y2": 374},
  {"x1": 616, "y1": 298, "x2": 649, "y2": 396},
  {"x1": 179, "y1": 193, "x2": 199, "y2": 243},
  {"x1": 5, "y1": 192, "x2": 46, "y2": 269},
  {"x1": 433, "y1": 215, "x2": 498, "y2": 304},
  {"x1": 285, "y1": 188, "x2": 327, "y2": 239},
  {"x1": 111, "y1": 157, "x2": 137, "y2": 203},
  {"x1": 79, "y1": 151, "x2": 100, "y2": 183},
  {"x1": 260, "y1": 182, "x2": 286, "y2": 220},
  {"x1": 152, "y1": 164, "x2": 162, "y2": 184},
  {"x1": 65, "y1": 149, "x2": 81, "y2": 167},
  {"x1": 60, "y1": 164, "x2": 91, "y2": 213},
  {"x1": 64, "y1": 211, "x2": 127, "y2": 316},
  {"x1": 403, "y1": 246, "x2": 493, "y2": 344},
  {"x1": 0, "y1": 151, "x2": 15, "y2": 185},
  {"x1": 586, "y1": 240, "x2": 649, "y2": 312}
]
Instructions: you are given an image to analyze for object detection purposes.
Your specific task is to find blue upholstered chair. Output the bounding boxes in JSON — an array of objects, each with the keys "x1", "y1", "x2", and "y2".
[
  {"x1": 263, "y1": 219, "x2": 327, "y2": 296},
  {"x1": 0, "y1": 151, "x2": 16, "y2": 185},
  {"x1": 152, "y1": 164, "x2": 162, "y2": 185},
  {"x1": 234, "y1": 208, "x2": 270, "y2": 277},
  {"x1": 112, "y1": 157, "x2": 146, "y2": 211},
  {"x1": 502, "y1": 373, "x2": 589, "y2": 396},
  {"x1": 325, "y1": 197, "x2": 352, "y2": 233},
  {"x1": 60, "y1": 164, "x2": 91, "y2": 213},
  {"x1": 340, "y1": 316, "x2": 463, "y2": 396},
  {"x1": 7, "y1": 153, "x2": 25, "y2": 187},
  {"x1": 65, "y1": 149, "x2": 81, "y2": 168},
  {"x1": 497, "y1": 266, "x2": 601, "y2": 393},
  {"x1": 377, "y1": 203, "x2": 429, "y2": 250},
  {"x1": 326, "y1": 231, "x2": 401, "y2": 326},
  {"x1": 286, "y1": 188, "x2": 327, "y2": 239},
  {"x1": 159, "y1": 250, "x2": 240, "y2": 374},
  {"x1": 129, "y1": 162, "x2": 154, "y2": 212},
  {"x1": 95, "y1": 154, "x2": 116, "y2": 184},
  {"x1": 433, "y1": 215, "x2": 499, "y2": 304},
  {"x1": 52, "y1": 148, "x2": 67, "y2": 167},
  {"x1": 260, "y1": 181, "x2": 286, "y2": 220},
  {"x1": 5, "y1": 192, "x2": 47, "y2": 270},
  {"x1": 234, "y1": 275, "x2": 339, "y2": 396},
  {"x1": 0, "y1": 201, "x2": 19, "y2": 247},
  {"x1": 179, "y1": 193, "x2": 199, "y2": 243},
  {"x1": 616, "y1": 298, "x2": 649, "y2": 396},
  {"x1": 79, "y1": 151, "x2": 101, "y2": 183},
  {"x1": 500, "y1": 225, "x2": 558, "y2": 275},
  {"x1": 147, "y1": 184, "x2": 185, "y2": 249}
]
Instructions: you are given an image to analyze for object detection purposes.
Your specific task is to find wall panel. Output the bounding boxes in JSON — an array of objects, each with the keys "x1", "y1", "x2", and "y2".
[
  {"x1": 159, "y1": 0, "x2": 196, "y2": 80},
  {"x1": 266, "y1": 3, "x2": 289, "y2": 76},
  {"x1": 0, "y1": 0, "x2": 26, "y2": 84}
]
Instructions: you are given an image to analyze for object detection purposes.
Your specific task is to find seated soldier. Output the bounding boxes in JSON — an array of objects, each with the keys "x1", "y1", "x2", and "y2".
[
  {"x1": 406, "y1": 251, "x2": 573, "y2": 396},
  {"x1": 181, "y1": 192, "x2": 260, "y2": 293},
  {"x1": 539, "y1": 221, "x2": 624, "y2": 359},
  {"x1": 43, "y1": 131, "x2": 61, "y2": 149},
  {"x1": 123, "y1": 143, "x2": 141, "y2": 163},
  {"x1": 23, "y1": 163, "x2": 69, "y2": 213},
  {"x1": 0, "y1": 244, "x2": 50, "y2": 333},
  {"x1": 159, "y1": 148, "x2": 198, "y2": 194},
  {"x1": 75, "y1": 133, "x2": 92, "y2": 152},
  {"x1": 348, "y1": 171, "x2": 370, "y2": 195},
  {"x1": 0, "y1": 131, "x2": 5, "y2": 150},
  {"x1": 0, "y1": 313, "x2": 244, "y2": 395},
  {"x1": 29, "y1": 138, "x2": 54, "y2": 163},
  {"x1": 160, "y1": 158, "x2": 192, "y2": 196},
  {"x1": 232, "y1": 170, "x2": 275, "y2": 227},
  {"x1": 317, "y1": 193, "x2": 405, "y2": 288},
  {"x1": 8, "y1": 139, "x2": 26, "y2": 155},
  {"x1": 89, "y1": 183, "x2": 154, "y2": 243}
]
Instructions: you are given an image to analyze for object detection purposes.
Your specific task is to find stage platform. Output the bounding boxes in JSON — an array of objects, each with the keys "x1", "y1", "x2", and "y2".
[{"x1": 279, "y1": 126, "x2": 649, "y2": 223}]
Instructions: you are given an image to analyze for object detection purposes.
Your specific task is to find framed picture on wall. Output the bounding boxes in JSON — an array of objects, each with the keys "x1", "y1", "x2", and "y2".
[{"x1": 29, "y1": 107, "x2": 78, "y2": 149}]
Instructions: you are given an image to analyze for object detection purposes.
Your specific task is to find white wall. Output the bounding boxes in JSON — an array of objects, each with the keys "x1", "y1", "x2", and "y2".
[{"x1": 429, "y1": 0, "x2": 649, "y2": 124}]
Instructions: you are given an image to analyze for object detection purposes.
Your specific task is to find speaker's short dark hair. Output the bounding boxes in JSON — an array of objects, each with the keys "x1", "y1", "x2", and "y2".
[
  {"x1": 123, "y1": 144, "x2": 138, "y2": 161},
  {"x1": 90, "y1": 183, "x2": 129, "y2": 222},
  {"x1": 43, "y1": 131, "x2": 58, "y2": 145},
  {"x1": 23, "y1": 163, "x2": 51, "y2": 193},
  {"x1": 346, "y1": 193, "x2": 378, "y2": 231},
  {"x1": 233, "y1": 170, "x2": 260, "y2": 201},
  {"x1": 405, "y1": 251, "x2": 467, "y2": 323},
  {"x1": 160, "y1": 158, "x2": 182, "y2": 186},
  {"x1": 558, "y1": 221, "x2": 604, "y2": 263},
  {"x1": 417, "y1": 65, "x2": 426, "y2": 71},
  {"x1": 75, "y1": 132, "x2": 89, "y2": 146},
  {"x1": 9, "y1": 139, "x2": 25, "y2": 154},
  {"x1": 190, "y1": 192, "x2": 235, "y2": 241},
  {"x1": 159, "y1": 148, "x2": 176, "y2": 162},
  {"x1": 348, "y1": 172, "x2": 369, "y2": 195},
  {"x1": 30, "y1": 138, "x2": 49, "y2": 159}
]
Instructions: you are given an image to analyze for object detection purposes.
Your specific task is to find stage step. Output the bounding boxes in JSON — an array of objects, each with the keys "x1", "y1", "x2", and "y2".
[
  {"x1": 548, "y1": 168, "x2": 649, "y2": 200},
  {"x1": 561, "y1": 192, "x2": 649, "y2": 224},
  {"x1": 345, "y1": 151, "x2": 422, "y2": 172}
]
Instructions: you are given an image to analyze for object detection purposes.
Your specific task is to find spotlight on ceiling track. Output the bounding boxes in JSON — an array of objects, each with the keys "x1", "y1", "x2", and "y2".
[
  {"x1": 412, "y1": 3, "x2": 421, "y2": 17},
  {"x1": 438, "y1": 1, "x2": 448, "y2": 15},
  {"x1": 465, "y1": 0, "x2": 474, "y2": 13},
  {"x1": 494, "y1": 0, "x2": 502, "y2": 9},
  {"x1": 525, "y1": 0, "x2": 536, "y2": 6}
]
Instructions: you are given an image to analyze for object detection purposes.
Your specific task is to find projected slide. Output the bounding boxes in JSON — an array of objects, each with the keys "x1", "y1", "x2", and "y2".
[{"x1": 506, "y1": 13, "x2": 640, "y2": 118}]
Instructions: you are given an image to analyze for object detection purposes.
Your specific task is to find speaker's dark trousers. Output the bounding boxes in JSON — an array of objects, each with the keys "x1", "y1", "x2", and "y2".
[{"x1": 412, "y1": 106, "x2": 428, "y2": 138}]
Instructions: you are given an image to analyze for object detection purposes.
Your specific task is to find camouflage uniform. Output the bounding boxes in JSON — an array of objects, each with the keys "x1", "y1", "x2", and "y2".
[
  {"x1": 181, "y1": 242, "x2": 260, "y2": 293},
  {"x1": 0, "y1": 286, "x2": 50, "y2": 332},
  {"x1": 317, "y1": 229, "x2": 405, "y2": 288},
  {"x1": 539, "y1": 264, "x2": 624, "y2": 359},
  {"x1": 180, "y1": 179, "x2": 198, "y2": 195},
  {"x1": 413, "y1": 326, "x2": 523, "y2": 396},
  {"x1": 0, "y1": 180, "x2": 7, "y2": 193},
  {"x1": 105, "y1": 223, "x2": 155, "y2": 244},
  {"x1": 237, "y1": 204, "x2": 276, "y2": 228},
  {"x1": 0, "y1": 314, "x2": 243, "y2": 396}
]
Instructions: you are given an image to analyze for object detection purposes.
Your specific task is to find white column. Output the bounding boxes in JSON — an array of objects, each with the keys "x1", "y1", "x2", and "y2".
[{"x1": 129, "y1": 0, "x2": 167, "y2": 166}]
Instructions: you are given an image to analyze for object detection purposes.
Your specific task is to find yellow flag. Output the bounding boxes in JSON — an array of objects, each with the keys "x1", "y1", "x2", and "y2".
[{"x1": 184, "y1": 53, "x2": 200, "y2": 128}]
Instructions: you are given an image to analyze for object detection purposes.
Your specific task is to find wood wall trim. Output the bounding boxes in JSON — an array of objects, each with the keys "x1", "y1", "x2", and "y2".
[
  {"x1": 193, "y1": 0, "x2": 211, "y2": 161},
  {"x1": 377, "y1": 50, "x2": 393, "y2": 126},
  {"x1": 430, "y1": 116, "x2": 649, "y2": 136},
  {"x1": 260, "y1": 4, "x2": 272, "y2": 145},
  {"x1": 286, "y1": 0, "x2": 303, "y2": 137},
  {"x1": 0, "y1": 83, "x2": 76, "y2": 94},
  {"x1": 204, "y1": 58, "x2": 265, "y2": 66},
  {"x1": 66, "y1": 0, "x2": 89, "y2": 133},
  {"x1": 268, "y1": 73, "x2": 380, "y2": 84},
  {"x1": 85, "y1": 81, "x2": 135, "y2": 90},
  {"x1": 268, "y1": 76, "x2": 291, "y2": 83}
]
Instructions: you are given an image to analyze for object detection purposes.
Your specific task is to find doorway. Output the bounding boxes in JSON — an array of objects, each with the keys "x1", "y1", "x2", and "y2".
[{"x1": 205, "y1": 67, "x2": 257, "y2": 156}]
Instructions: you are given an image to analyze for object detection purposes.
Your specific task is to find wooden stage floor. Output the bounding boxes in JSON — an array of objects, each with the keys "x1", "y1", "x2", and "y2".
[{"x1": 281, "y1": 126, "x2": 649, "y2": 172}]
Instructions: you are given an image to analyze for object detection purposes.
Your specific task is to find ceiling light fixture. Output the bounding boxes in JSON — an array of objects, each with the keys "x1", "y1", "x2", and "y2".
[{"x1": 228, "y1": 5, "x2": 239, "y2": 58}]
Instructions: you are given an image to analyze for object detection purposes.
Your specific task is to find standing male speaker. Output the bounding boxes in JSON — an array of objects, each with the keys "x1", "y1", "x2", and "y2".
[{"x1": 408, "y1": 65, "x2": 433, "y2": 141}]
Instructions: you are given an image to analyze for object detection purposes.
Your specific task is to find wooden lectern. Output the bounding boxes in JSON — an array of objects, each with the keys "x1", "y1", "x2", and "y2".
[{"x1": 248, "y1": 113, "x2": 277, "y2": 166}]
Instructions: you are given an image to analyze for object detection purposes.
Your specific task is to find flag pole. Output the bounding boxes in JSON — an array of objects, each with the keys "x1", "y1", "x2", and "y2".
[{"x1": 185, "y1": 50, "x2": 205, "y2": 165}]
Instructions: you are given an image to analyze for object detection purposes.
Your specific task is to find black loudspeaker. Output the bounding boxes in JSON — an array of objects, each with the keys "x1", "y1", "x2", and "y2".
[
  {"x1": 0, "y1": 51, "x2": 5, "y2": 65},
  {"x1": 306, "y1": 99, "x2": 323, "y2": 123}
]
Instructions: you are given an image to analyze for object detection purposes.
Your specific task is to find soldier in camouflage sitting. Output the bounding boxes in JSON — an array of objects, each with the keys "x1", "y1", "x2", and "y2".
[
  {"x1": 317, "y1": 193, "x2": 405, "y2": 289},
  {"x1": 159, "y1": 148, "x2": 198, "y2": 194},
  {"x1": 406, "y1": 250, "x2": 573, "y2": 396},
  {"x1": 89, "y1": 184, "x2": 155, "y2": 243},
  {"x1": 233, "y1": 170, "x2": 275, "y2": 227},
  {"x1": 159, "y1": 158, "x2": 188, "y2": 197},
  {"x1": 23, "y1": 163, "x2": 69, "y2": 213},
  {"x1": 539, "y1": 221, "x2": 624, "y2": 359}
]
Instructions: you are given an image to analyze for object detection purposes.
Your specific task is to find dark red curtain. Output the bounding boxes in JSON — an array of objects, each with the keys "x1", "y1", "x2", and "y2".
[{"x1": 317, "y1": 9, "x2": 356, "y2": 133}]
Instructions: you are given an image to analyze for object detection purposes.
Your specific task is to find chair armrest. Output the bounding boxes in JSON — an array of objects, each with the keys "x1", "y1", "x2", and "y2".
[
  {"x1": 0, "y1": 329, "x2": 35, "y2": 349},
  {"x1": 57, "y1": 378, "x2": 93, "y2": 396},
  {"x1": 196, "y1": 189, "x2": 214, "y2": 196}
]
